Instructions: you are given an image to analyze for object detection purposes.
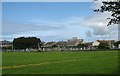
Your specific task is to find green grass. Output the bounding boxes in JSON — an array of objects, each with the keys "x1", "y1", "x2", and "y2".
[{"x1": 2, "y1": 50, "x2": 118, "y2": 74}]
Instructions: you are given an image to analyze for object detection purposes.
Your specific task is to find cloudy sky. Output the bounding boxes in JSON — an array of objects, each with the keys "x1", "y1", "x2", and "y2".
[{"x1": 1, "y1": 2, "x2": 118, "y2": 42}]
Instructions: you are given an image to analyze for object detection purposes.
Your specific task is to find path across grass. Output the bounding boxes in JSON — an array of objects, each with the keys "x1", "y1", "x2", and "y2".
[{"x1": 2, "y1": 50, "x2": 118, "y2": 74}]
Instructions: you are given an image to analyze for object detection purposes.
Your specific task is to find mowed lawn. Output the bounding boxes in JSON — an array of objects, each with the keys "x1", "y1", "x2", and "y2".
[{"x1": 2, "y1": 50, "x2": 118, "y2": 74}]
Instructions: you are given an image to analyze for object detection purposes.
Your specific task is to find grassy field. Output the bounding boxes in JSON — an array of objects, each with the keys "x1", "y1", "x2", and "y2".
[{"x1": 2, "y1": 50, "x2": 118, "y2": 74}]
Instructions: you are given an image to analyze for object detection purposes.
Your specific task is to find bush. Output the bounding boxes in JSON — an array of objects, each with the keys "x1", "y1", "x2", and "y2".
[{"x1": 98, "y1": 43, "x2": 110, "y2": 49}]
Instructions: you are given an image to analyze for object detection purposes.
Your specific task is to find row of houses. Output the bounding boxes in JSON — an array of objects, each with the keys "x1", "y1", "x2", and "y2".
[
  {"x1": 0, "y1": 37, "x2": 120, "y2": 51},
  {"x1": 41, "y1": 37, "x2": 83, "y2": 51},
  {"x1": 0, "y1": 40, "x2": 12, "y2": 49},
  {"x1": 0, "y1": 40, "x2": 12, "y2": 52},
  {"x1": 40, "y1": 37, "x2": 119, "y2": 51}
]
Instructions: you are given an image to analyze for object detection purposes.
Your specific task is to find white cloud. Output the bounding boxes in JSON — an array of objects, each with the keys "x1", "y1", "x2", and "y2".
[
  {"x1": 2, "y1": 12, "x2": 118, "y2": 41},
  {"x1": 83, "y1": 12, "x2": 113, "y2": 35},
  {"x1": 82, "y1": 12, "x2": 118, "y2": 41},
  {"x1": 2, "y1": 17, "x2": 86, "y2": 41},
  {"x1": 91, "y1": 1, "x2": 103, "y2": 9},
  {"x1": 3, "y1": 19, "x2": 65, "y2": 36}
]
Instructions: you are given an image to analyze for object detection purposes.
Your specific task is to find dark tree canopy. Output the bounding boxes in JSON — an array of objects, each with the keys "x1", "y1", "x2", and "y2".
[
  {"x1": 77, "y1": 44, "x2": 85, "y2": 48},
  {"x1": 98, "y1": 43, "x2": 110, "y2": 49},
  {"x1": 13, "y1": 37, "x2": 41, "y2": 49},
  {"x1": 94, "y1": 0, "x2": 120, "y2": 26}
]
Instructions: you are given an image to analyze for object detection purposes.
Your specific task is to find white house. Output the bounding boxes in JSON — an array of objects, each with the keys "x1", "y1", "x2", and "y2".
[
  {"x1": 92, "y1": 40, "x2": 100, "y2": 46},
  {"x1": 92, "y1": 40, "x2": 115, "y2": 49}
]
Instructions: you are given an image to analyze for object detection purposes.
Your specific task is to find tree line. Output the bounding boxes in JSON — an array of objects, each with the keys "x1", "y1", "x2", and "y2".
[
  {"x1": 13, "y1": 37, "x2": 41, "y2": 49},
  {"x1": 2, "y1": 37, "x2": 120, "y2": 50}
]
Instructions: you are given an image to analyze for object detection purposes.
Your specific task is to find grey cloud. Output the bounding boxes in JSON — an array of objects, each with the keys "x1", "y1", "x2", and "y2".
[
  {"x1": 2, "y1": 20, "x2": 65, "y2": 35},
  {"x1": 38, "y1": 35, "x2": 69, "y2": 42},
  {"x1": 93, "y1": 27, "x2": 110, "y2": 35},
  {"x1": 83, "y1": 12, "x2": 112, "y2": 36},
  {"x1": 86, "y1": 30, "x2": 92, "y2": 37}
]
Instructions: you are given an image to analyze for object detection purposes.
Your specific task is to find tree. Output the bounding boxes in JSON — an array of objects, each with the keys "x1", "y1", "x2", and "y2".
[
  {"x1": 13, "y1": 37, "x2": 41, "y2": 49},
  {"x1": 77, "y1": 43, "x2": 85, "y2": 49},
  {"x1": 94, "y1": 0, "x2": 120, "y2": 26},
  {"x1": 98, "y1": 43, "x2": 110, "y2": 49}
]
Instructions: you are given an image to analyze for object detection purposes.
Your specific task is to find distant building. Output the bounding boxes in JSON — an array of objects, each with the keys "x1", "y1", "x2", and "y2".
[
  {"x1": 92, "y1": 40, "x2": 115, "y2": 49},
  {"x1": 0, "y1": 40, "x2": 12, "y2": 51},
  {"x1": 41, "y1": 42, "x2": 57, "y2": 51},
  {"x1": 67, "y1": 37, "x2": 83, "y2": 50},
  {"x1": 84, "y1": 42, "x2": 93, "y2": 50},
  {"x1": 67, "y1": 37, "x2": 83, "y2": 46},
  {"x1": 119, "y1": 44, "x2": 120, "y2": 49},
  {"x1": 55, "y1": 41, "x2": 67, "y2": 51},
  {"x1": 114, "y1": 41, "x2": 120, "y2": 49},
  {"x1": 2, "y1": 38, "x2": 118, "y2": 52},
  {"x1": 0, "y1": 40, "x2": 12, "y2": 48},
  {"x1": 41, "y1": 37, "x2": 84, "y2": 51}
]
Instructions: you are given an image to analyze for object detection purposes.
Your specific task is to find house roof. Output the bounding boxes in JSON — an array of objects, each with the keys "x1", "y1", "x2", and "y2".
[
  {"x1": 0, "y1": 40, "x2": 11, "y2": 45},
  {"x1": 67, "y1": 40, "x2": 77, "y2": 46},
  {"x1": 97, "y1": 40, "x2": 115, "y2": 43},
  {"x1": 56, "y1": 41, "x2": 67, "y2": 46},
  {"x1": 84, "y1": 42, "x2": 93, "y2": 45},
  {"x1": 41, "y1": 42, "x2": 56, "y2": 47},
  {"x1": 67, "y1": 39, "x2": 82, "y2": 46}
]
